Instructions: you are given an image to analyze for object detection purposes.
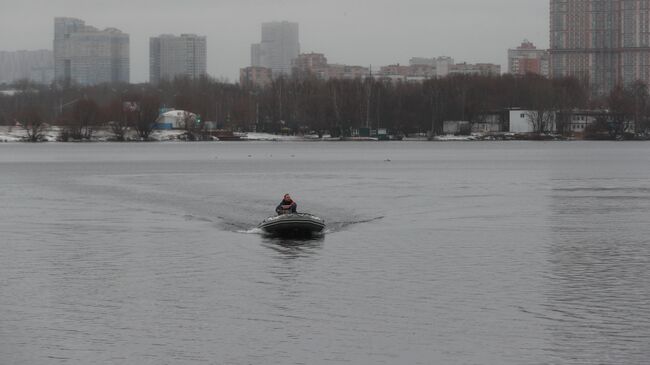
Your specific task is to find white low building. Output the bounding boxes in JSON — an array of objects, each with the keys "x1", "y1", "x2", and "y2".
[
  {"x1": 509, "y1": 109, "x2": 534, "y2": 133},
  {"x1": 155, "y1": 110, "x2": 197, "y2": 129},
  {"x1": 566, "y1": 112, "x2": 597, "y2": 133},
  {"x1": 508, "y1": 109, "x2": 557, "y2": 134}
]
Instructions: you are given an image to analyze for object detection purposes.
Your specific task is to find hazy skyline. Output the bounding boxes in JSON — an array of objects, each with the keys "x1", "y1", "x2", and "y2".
[{"x1": 0, "y1": 0, "x2": 549, "y2": 83}]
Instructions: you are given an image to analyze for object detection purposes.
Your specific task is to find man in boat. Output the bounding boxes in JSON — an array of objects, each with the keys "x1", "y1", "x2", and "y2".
[{"x1": 276, "y1": 193, "x2": 297, "y2": 215}]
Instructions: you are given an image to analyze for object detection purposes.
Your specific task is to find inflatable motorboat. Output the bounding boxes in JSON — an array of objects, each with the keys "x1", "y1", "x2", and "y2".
[{"x1": 259, "y1": 213, "x2": 326, "y2": 237}]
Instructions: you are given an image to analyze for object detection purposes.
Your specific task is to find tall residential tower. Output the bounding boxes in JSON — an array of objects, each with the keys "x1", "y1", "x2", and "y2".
[
  {"x1": 251, "y1": 21, "x2": 300, "y2": 76},
  {"x1": 149, "y1": 34, "x2": 207, "y2": 84},
  {"x1": 550, "y1": 0, "x2": 650, "y2": 95},
  {"x1": 53, "y1": 17, "x2": 129, "y2": 85}
]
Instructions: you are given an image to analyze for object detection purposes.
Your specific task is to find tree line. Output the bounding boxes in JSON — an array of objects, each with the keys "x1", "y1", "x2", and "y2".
[{"x1": 1, "y1": 73, "x2": 648, "y2": 141}]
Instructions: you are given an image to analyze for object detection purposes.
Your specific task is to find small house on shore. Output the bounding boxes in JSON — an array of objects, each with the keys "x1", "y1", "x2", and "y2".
[{"x1": 154, "y1": 110, "x2": 197, "y2": 129}]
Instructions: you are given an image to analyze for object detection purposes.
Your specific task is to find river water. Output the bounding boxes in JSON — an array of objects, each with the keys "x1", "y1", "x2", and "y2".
[{"x1": 1, "y1": 142, "x2": 649, "y2": 364}]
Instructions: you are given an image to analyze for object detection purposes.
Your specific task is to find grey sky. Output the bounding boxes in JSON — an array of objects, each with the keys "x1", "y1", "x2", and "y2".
[{"x1": 0, "y1": 0, "x2": 549, "y2": 83}]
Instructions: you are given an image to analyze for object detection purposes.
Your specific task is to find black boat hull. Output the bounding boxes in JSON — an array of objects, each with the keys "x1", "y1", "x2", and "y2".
[{"x1": 259, "y1": 213, "x2": 326, "y2": 237}]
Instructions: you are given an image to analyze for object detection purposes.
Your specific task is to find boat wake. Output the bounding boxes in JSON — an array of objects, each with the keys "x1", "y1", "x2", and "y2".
[
  {"x1": 234, "y1": 215, "x2": 384, "y2": 236},
  {"x1": 238, "y1": 227, "x2": 264, "y2": 235},
  {"x1": 326, "y1": 215, "x2": 384, "y2": 231}
]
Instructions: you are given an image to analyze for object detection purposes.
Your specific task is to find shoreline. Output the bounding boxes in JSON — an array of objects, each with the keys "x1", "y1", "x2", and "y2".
[{"x1": 0, "y1": 126, "x2": 647, "y2": 143}]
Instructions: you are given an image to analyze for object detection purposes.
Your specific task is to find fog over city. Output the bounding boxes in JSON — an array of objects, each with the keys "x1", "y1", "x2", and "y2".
[{"x1": 0, "y1": 0, "x2": 548, "y2": 82}]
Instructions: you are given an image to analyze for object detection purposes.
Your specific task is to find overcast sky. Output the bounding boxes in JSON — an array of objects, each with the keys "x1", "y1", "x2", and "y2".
[{"x1": 0, "y1": 0, "x2": 549, "y2": 83}]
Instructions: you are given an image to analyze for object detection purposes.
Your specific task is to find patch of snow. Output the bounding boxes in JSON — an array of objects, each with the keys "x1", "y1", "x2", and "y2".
[
  {"x1": 433, "y1": 134, "x2": 476, "y2": 141},
  {"x1": 0, "y1": 126, "x2": 26, "y2": 142},
  {"x1": 149, "y1": 129, "x2": 186, "y2": 141},
  {"x1": 241, "y1": 133, "x2": 304, "y2": 141}
]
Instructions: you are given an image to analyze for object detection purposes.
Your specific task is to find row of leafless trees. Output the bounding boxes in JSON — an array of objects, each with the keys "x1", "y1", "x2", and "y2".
[{"x1": 1, "y1": 73, "x2": 648, "y2": 140}]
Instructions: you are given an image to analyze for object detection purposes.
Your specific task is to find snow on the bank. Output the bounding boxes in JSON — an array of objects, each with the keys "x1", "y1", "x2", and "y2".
[
  {"x1": 149, "y1": 130, "x2": 187, "y2": 141},
  {"x1": 0, "y1": 125, "x2": 497, "y2": 143},
  {"x1": 240, "y1": 133, "x2": 304, "y2": 141},
  {"x1": 0, "y1": 126, "x2": 29, "y2": 142},
  {"x1": 433, "y1": 134, "x2": 477, "y2": 141}
]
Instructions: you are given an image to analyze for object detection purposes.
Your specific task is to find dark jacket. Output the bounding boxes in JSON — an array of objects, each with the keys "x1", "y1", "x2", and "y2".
[{"x1": 276, "y1": 200, "x2": 297, "y2": 214}]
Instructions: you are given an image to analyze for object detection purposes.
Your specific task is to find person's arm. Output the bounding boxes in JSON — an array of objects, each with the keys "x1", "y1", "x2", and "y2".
[{"x1": 291, "y1": 202, "x2": 297, "y2": 213}]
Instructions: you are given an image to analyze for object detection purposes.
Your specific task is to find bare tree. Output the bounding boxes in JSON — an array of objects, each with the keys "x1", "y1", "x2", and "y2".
[
  {"x1": 70, "y1": 98, "x2": 99, "y2": 140},
  {"x1": 607, "y1": 85, "x2": 635, "y2": 139},
  {"x1": 629, "y1": 81, "x2": 649, "y2": 134},
  {"x1": 0, "y1": 73, "x2": 605, "y2": 139},
  {"x1": 132, "y1": 94, "x2": 160, "y2": 140},
  {"x1": 525, "y1": 76, "x2": 557, "y2": 134},
  {"x1": 16, "y1": 108, "x2": 49, "y2": 142},
  {"x1": 526, "y1": 110, "x2": 556, "y2": 134},
  {"x1": 105, "y1": 98, "x2": 130, "y2": 141}
]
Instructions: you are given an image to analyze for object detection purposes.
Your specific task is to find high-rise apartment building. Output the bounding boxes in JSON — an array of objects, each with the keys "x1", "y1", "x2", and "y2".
[
  {"x1": 250, "y1": 21, "x2": 300, "y2": 76},
  {"x1": 292, "y1": 53, "x2": 328, "y2": 77},
  {"x1": 54, "y1": 17, "x2": 129, "y2": 85},
  {"x1": 508, "y1": 40, "x2": 550, "y2": 77},
  {"x1": 0, "y1": 50, "x2": 54, "y2": 84},
  {"x1": 150, "y1": 34, "x2": 207, "y2": 84},
  {"x1": 550, "y1": 0, "x2": 650, "y2": 95}
]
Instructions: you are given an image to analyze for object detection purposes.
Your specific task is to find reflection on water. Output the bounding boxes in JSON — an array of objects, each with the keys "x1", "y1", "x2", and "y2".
[
  {"x1": 546, "y1": 178, "x2": 650, "y2": 363},
  {"x1": 262, "y1": 235, "x2": 325, "y2": 259}
]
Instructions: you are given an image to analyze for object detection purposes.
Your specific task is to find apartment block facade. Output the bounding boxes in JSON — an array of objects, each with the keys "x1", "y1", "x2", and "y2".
[
  {"x1": 54, "y1": 17, "x2": 129, "y2": 85},
  {"x1": 251, "y1": 21, "x2": 300, "y2": 76},
  {"x1": 508, "y1": 40, "x2": 550, "y2": 76},
  {"x1": 292, "y1": 52, "x2": 328, "y2": 77},
  {"x1": 150, "y1": 34, "x2": 207, "y2": 84},
  {"x1": 550, "y1": 0, "x2": 650, "y2": 94},
  {"x1": 0, "y1": 50, "x2": 54, "y2": 84}
]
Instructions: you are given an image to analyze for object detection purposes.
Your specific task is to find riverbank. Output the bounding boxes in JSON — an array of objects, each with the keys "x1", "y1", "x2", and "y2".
[{"x1": 1, "y1": 126, "x2": 647, "y2": 142}]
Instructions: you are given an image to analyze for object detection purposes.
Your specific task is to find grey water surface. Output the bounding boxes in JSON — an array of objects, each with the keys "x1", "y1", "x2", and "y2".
[{"x1": 1, "y1": 142, "x2": 649, "y2": 364}]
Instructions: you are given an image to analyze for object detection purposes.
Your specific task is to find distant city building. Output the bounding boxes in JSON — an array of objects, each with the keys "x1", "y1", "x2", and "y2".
[
  {"x1": 0, "y1": 50, "x2": 54, "y2": 84},
  {"x1": 409, "y1": 57, "x2": 436, "y2": 67},
  {"x1": 250, "y1": 21, "x2": 300, "y2": 76},
  {"x1": 378, "y1": 64, "x2": 413, "y2": 78},
  {"x1": 247, "y1": 48, "x2": 370, "y2": 84},
  {"x1": 292, "y1": 53, "x2": 328, "y2": 78},
  {"x1": 378, "y1": 63, "x2": 437, "y2": 81},
  {"x1": 434, "y1": 57, "x2": 455, "y2": 77},
  {"x1": 53, "y1": 17, "x2": 129, "y2": 85},
  {"x1": 379, "y1": 58, "x2": 499, "y2": 80},
  {"x1": 448, "y1": 63, "x2": 501, "y2": 76},
  {"x1": 150, "y1": 34, "x2": 207, "y2": 84},
  {"x1": 508, "y1": 40, "x2": 549, "y2": 77},
  {"x1": 285, "y1": 52, "x2": 369, "y2": 80},
  {"x1": 240, "y1": 66, "x2": 273, "y2": 88},
  {"x1": 324, "y1": 64, "x2": 370, "y2": 80},
  {"x1": 550, "y1": 0, "x2": 650, "y2": 95},
  {"x1": 251, "y1": 43, "x2": 262, "y2": 67},
  {"x1": 409, "y1": 56, "x2": 455, "y2": 77}
]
